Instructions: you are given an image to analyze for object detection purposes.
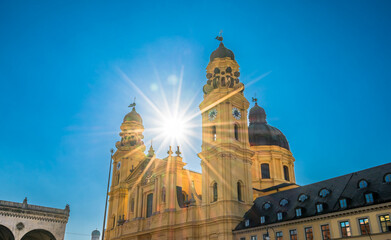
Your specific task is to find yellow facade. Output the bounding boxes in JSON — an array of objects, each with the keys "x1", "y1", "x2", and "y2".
[
  {"x1": 104, "y1": 41, "x2": 299, "y2": 240},
  {"x1": 234, "y1": 202, "x2": 391, "y2": 240}
]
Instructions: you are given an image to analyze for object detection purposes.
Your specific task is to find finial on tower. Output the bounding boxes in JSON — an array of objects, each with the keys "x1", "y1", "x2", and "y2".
[
  {"x1": 167, "y1": 146, "x2": 173, "y2": 155},
  {"x1": 128, "y1": 97, "x2": 136, "y2": 109},
  {"x1": 215, "y1": 30, "x2": 223, "y2": 42},
  {"x1": 252, "y1": 93, "x2": 258, "y2": 105},
  {"x1": 175, "y1": 146, "x2": 181, "y2": 156}
]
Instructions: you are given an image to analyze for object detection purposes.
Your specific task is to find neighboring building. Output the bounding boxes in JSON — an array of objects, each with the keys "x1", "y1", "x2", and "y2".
[
  {"x1": 233, "y1": 163, "x2": 391, "y2": 240},
  {"x1": 104, "y1": 41, "x2": 297, "y2": 240},
  {"x1": 0, "y1": 198, "x2": 70, "y2": 240},
  {"x1": 92, "y1": 230, "x2": 100, "y2": 240}
]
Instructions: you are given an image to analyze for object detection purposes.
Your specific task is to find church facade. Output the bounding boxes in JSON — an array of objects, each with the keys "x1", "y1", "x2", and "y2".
[
  {"x1": 104, "y1": 41, "x2": 297, "y2": 240},
  {"x1": 104, "y1": 41, "x2": 391, "y2": 240}
]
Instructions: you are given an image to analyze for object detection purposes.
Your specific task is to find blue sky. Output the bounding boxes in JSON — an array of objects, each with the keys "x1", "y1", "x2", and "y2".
[{"x1": 1, "y1": 1, "x2": 391, "y2": 239}]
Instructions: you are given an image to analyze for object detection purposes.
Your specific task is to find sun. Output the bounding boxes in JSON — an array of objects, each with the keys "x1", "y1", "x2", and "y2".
[{"x1": 161, "y1": 115, "x2": 189, "y2": 144}]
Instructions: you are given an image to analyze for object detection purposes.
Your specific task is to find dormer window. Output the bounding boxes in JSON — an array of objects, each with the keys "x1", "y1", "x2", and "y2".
[
  {"x1": 295, "y1": 208, "x2": 302, "y2": 217},
  {"x1": 280, "y1": 199, "x2": 289, "y2": 207},
  {"x1": 384, "y1": 173, "x2": 391, "y2": 183},
  {"x1": 359, "y1": 180, "x2": 368, "y2": 188},
  {"x1": 263, "y1": 202, "x2": 271, "y2": 210},
  {"x1": 365, "y1": 193, "x2": 374, "y2": 204},
  {"x1": 339, "y1": 198, "x2": 347, "y2": 209},
  {"x1": 277, "y1": 212, "x2": 283, "y2": 221},
  {"x1": 298, "y1": 194, "x2": 308, "y2": 202},
  {"x1": 260, "y1": 216, "x2": 265, "y2": 224},
  {"x1": 319, "y1": 188, "x2": 330, "y2": 198},
  {"x1": 316, "y1": 203, "x2": 324, "y2": 213},
  {"x1": 245, "y1": 219, "x2": 250, "y2": 227}
]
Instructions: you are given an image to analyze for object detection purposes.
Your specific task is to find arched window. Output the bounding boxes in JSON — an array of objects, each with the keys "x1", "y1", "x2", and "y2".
[
  {"x1": 161, "y1": 187, "x2": 166, "y2": 202},
  {"x1": 358, "y1": 180, "x2": 368, "y2": 188},
  {"x1": 130, "y1": 198, "x2": 134, "y2": 212},
  {"x1": 280, "y1": 199, "x2": 289, "y2": 207},
  {"x1": 319, "y1": 188, "x2": 330, "y2": 198},
  {"x1": 116, "y1": 173, "x2": 120, "y2": 185},
  {"x1": 237, "y1": 181, "x2": 242, "y2": 201},
  {"x1": 234, "y1": 124, "x2": 239, "y2": 141},
  {"x1": 283, "y1": 166, "x2": 290, "y2": 181},
  {"x1": 112, "y1": 215, "x2": 116, "y2": 228},
  {"x1": 212, "y1": 126, "x2": 217, "y2": 141},
  {"x1": 385, "y1": 173, "x2": 391, "y2": 183},
  {"x1": 261, "y1": 163, "x2": 270, "y2": 179},
  {"x1": 298, "y1": 194, "x2": 309, "y2": 202},
  {"x1": 212, "y1": 182, "x2": 218, "y2": 202},
  {"x1": 146, "y1": 193, "x2": 153, "y2": 218},
  {"x1": 182, "y1": 191, "x2": 188, "y2": 201}
]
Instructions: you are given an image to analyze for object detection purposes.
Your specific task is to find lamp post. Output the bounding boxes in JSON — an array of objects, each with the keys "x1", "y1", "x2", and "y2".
[
  {"x1": 101, "y1": 149, "x2": 114, "y2": 240},
  {"x1": 264, "y1": 226, "x2": 275, "y2": 240}
]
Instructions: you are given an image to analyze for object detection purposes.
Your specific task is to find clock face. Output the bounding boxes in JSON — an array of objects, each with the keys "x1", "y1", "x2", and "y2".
[
  {"x1": 208, "y1": 108, "x2": 218, "y2": 121},
  {"x1": 232, "y1": 107, "x2": 241, "y2": 120},
  {"x1": 117, "y1": 162, "x2": 121, "y2": 170}
]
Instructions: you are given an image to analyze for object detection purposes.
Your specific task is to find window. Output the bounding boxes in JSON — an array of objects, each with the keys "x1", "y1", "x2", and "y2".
[
  {"x1": 321, "y1": 224, "x2": 331, "y2": 240},
  {"x1": 379, "y1": 214, "x2": 391, "y2": 232},
  {"x1": 339, "y1": 198, "x2": 347, "y2": 209},
  {"x1": 277, "y1": 212, "x2": 283, "y2": 221},
  {"x1": 298, "y1": 194, "x2": 308, "y2": 202},
  {"x1": 280, "y1": 199, "x2": 289, "y2": 206},
  {"x1": 365, "y1": 193, "x2": 374, "y2": 204},
  {"x1": 295, "y1": 208, "x2": 302, "y2": 217},
  {"x1": 359, "y1": 218, "x2": 370, "y2": 235},
  {"x1": 263, "y1": 202, "x2": 271, "y2": 210},
  {"x1": 250, "y1": 236, "x2": 257, "y2": 240},
  {"x1": 385, "y1": 173, "x2": 391, "y2": 183},
  {"x1": 116, "y1": 173, "x2": 120, "y2": 185},
  {"x1": 237, "y1": 181, "x2": 242, "y2": 201},
  {"x1": 283, "y1": 165, "x2": 290, "y2": 181},
  {"x1": 212, "y1": 126, "x2": 217, "y2": 141},
  {"x1": 359, "y1": 180, "x2": 368, "y2": 188},
  {"x1": 316, "y1": 203, "x2": 324, "y2": 213},
  {"x1": 234, "y1": 124, "x2": 239, "y2": 141},
  {"x1": 112, "y1": 215, "x2": 116, "y2": 228},
  {"x1": 262, "y1": 234, "x2": 268, "y2": 240},
  {"x1": 276, "y1": 231, "x2": 283, "y2": 240},
  {"x1": 245, "y1": 219, "x2": 250, "y2": 227},
  {"x1": 240, "y1": 238, "x2": 246, "y2": 240},
  {"x1": 130, "y1": 198, "x2": 134, "y2": 212},
  {"x1": 340, "y1": 221, "x2": 352, "y2": 237},
  {"x1": 161, "y1": 187, "x2": 166, "y2": 202},
  {"x1": 260, "y1": 216, "x2": 265, "y2": 224},
  {"x1": 289, "y1": 229, "x2": 297, "y2": 240},
  {"x1": 146, "y1": 193, "x2": 153, "y2": 218},
  {"x1": 261, "y1": 163, "x2": 270, "y2": 179},
  {"x1": 212, "y1": 182, "x2": 218, "y2": 202},
  {"x1": 182, "y1": 191, "x2": 188, "y2": 202},
  {"x1": 319, "y1": 188, "x2": 330, "y2": 197},
  {"x1": 305, "y1": 227, "x2": 313, "y2": 240}
]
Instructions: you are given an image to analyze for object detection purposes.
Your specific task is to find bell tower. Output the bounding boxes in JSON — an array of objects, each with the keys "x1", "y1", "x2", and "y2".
[
  {"x1": 198, "y1": 40, "x2": 254, "y2": 239},
  {"x1": 107, "y1": 101, "x2": 146, "y2": 230}
]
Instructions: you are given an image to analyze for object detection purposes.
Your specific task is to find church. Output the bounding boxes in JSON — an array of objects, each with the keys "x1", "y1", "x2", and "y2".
[{"x1": 104, "y1": 41, "x2": 391, "y2": 240}]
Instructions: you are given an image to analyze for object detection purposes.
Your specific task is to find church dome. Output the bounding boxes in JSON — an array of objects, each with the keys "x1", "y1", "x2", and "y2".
[
  {"x1": 123, "y1": 107, "x2": 142, "y2": 123},
  {"x1": 210, "y1": 42, "x2": 235, "y2": 61},
  {"x1": 248, "y1": 103, "x2": 290, "y2": 150}
]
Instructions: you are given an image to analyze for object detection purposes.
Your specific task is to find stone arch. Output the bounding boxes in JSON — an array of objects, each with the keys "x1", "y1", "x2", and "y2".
[
  {"x1": 0, "y1": 225, "x2": 14, "y2": 240},
  {"x1": 21, "y1": 229, "x2": 56, "y2": 240}
]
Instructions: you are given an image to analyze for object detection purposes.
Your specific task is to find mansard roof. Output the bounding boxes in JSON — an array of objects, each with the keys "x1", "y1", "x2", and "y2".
[{"x1": 235, "y1": 162, "x2": 391, "y2": 231}]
